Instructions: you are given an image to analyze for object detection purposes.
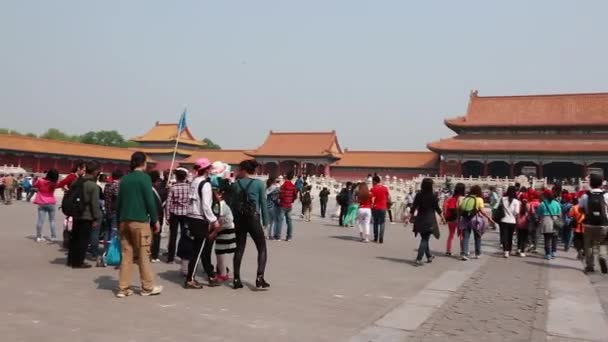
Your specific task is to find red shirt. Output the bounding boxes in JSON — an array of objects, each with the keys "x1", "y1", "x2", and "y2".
[
  {"x1": 57, "y1": 173, "x2": 78, "y2": 190},
  {"x1": 359, "y1": 196, "x2": 372, "y2": 209},
  {"x1": 371, "y1": 184, "x2": 389, "y2": 210},
  {"x1": 279, "y1": 181, "x2": 297, "y2": 209}
]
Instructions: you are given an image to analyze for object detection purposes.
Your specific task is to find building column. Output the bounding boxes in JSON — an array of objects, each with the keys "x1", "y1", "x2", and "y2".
[
  {"x1": 17, "y1": 156, "x2": 22, "y2": 167},
  {"x1": 538, "y1": 162, "x2": 544, "y2": 178},
  {"x1": 582, "y1": 163, "x2": 589, "y2": 178},
  {"x1": 482, "y1": 160, "x2": 489, "y2": 177},
  {"x1": 457, "y1": 159, "x2": 463, "y2": 176},
  {"x1": 509, "y1": 162, "x2": 515, "y2": 178},
  {"x1": 324, "y1": 164, "x2": 331, "y2": 178},
  {"x1": 36, "y1": 158, "x2": 41, "y2": 173},
  {"x1": 277, "y1": 160, "x2": 282, "y2": 176}
]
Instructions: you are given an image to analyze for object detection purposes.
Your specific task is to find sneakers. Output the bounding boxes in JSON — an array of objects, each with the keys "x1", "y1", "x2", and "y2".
[
  {"x1": 585, "y1": 266, "x2": 596, "y2": 274},
  {"x1": 519, "y1": 252, "x2": 526, "y2": 257},
  {"x1": 461, "y1": 255, "x2": 469, "y2": 261},
  {"x1": 184, "y1": 280, "x2": 203, "y2": 289},
  {"x1": 427, "y1": 255, "x2": 435, "y2": 263},
  {"x1": 551, "y1": 253, "x2": 556, "y2": 259},
  {"x1": 115, "y1": 289, "x2": 134, "y2": 298},
  {"x1": 414, "y1": 260, "x2": 424, "y2": 267},
  {"x1": 544, "y1": 255, "x2": 551, "y2": 260},
  {"x1": 35, "y1": 237, "x2": 45, "y2": 243},
  {"x1": 445, "y1": 252, "x2": 452, "y2": 256},
  {"x1": 473, "y1": 254, "x2": 481, "y2": 260},
  {"x1": 49, "y1": 237, "x2": 58, "y2": 242},
  {"x1": 599, "y1": 256, "x2": 608, "y2": 274},
  {"x1": 503, "y1": 252, "x2": 509, "y2": 258},
  {"x1": 141, "y1": 285, "x2": 163, "y2": 296},
  {"x1": 151, "y1": 259, "x2": 161, "y2": 263}
]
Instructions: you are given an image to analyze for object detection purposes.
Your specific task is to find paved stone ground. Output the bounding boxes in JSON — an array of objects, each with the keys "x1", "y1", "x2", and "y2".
[
  {"x1": 2, "y1": 199, "x2": 608, "y2": 342},
  {"x1": 407, "y1": 253, "x2": 548, "y2": 342}
]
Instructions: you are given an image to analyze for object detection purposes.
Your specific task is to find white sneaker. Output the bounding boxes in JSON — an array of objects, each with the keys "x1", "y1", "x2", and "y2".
[
  {"x1": 49, "y1": 237, "x2": 58, "y2": 242},
  {"x1": 461, "y1": 256, "x2": 469, "y2": 261},
  {"x1": 141, "y1": 285, "x2": 163, "y2": 296},
  {"x1": 520, "y1": 252, "x2": 526, "y2": 257},
  {"x1": 151, "y1": 259, "x2": 161, "y2": 263},
  {"x1": 115, "y1": 289, "x2": 134, "y2": 298},
  {"x1": 473, "y1": 255, "x2": 481, "y2": 259},
  {"x1": 504, "y1": 252, "x2": 509, "y2": 258},
  {"x1": 35, "y1": 237, "x2": 45, "y2": 243}
]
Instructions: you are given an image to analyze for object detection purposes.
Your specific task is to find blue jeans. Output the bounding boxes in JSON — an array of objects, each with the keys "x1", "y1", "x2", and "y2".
[
  {"x1": 416, "y1": 232, "x2": 432, "y2": 261},
  {"x1": 461, "y1": 227, "x2": 482, "y2": 257},
  {"x1": 36, "y1": 204, "x2": 57, "y2": 239},
  {"x1": 278, "y1": 207, "x2": 294, "y2": 239},
  {"x1": 267, "y1": 205, "x2": 281, "y2": 238},
  {"x1": 372, "y1": 209, "x2": 387, "y2": 242}
]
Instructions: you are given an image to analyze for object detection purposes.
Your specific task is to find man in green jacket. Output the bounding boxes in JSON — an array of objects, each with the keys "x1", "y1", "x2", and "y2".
[
  {"x1": 115, "y1": 152, "x2": 162, "y2": 298},
  {"x1": 68, "y1": 161, "x2": 102, "y2": 269}
]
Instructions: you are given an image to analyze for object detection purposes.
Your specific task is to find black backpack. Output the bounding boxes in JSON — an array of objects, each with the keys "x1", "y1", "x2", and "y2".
[
  {"x1": 584, "y1": 191, "x2": 608, "y2": 225},
  {"x1": 61, "y1": 178, "x2": 88, "y2": 217},
  {"x1": 337, "y1": 189, "x2": 348, "y2": 206},
  {"x1": 302, "y1": 191, "x2": 312, "y2": 206},
  {"x1": 234, "y1": 179, "x2": 257, "y2": 219}
]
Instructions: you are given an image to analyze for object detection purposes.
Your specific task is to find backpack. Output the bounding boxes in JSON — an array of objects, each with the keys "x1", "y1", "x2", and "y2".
[
  {"x1": 267, "y1": 188, "x2": 280, "y2": 207},
  {"x1": 302, "y1": 191, "x2": 312, "y2": 206},
  {"x1": 444, "y1": 196, "x2": 458, "y2": 221},
  {"x1": 234, "y1": 179, "x2": 257, "y2": 219},
  {"x1": 459, "y1": 195, "x2": 478, "y2": 218},
  {"x1": 337, "y1": 189, "x2": 348, "y2": 206},
  {"x1": 492, "y1": 198, "x2": 506, "y2": 223},
  {"x1": 584, "y1": 191, "x2": 608, "y2": 225},
  {"x1": 61, "y1": 178, "x2": 88, "y2": 217}
]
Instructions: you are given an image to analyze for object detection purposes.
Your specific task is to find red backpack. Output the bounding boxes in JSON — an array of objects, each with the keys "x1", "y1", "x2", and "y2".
[{"x1": 444, "y1": 196, "x2": 458, "y2": 222}]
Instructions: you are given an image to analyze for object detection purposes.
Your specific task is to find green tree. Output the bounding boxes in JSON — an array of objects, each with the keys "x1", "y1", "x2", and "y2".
[
  {"x1": 0, "y1": 128, "x2": 22, "y2": 135},
  {"x1": 80, "y1": 130, "x2": 129, "y2": 147},
  {"x1": 25, "y1": 133, "x2": 37, "y2": 138},
  {"x1": 202, "y1": 138, "x2": 221, "y2": 149},
  {"x1": 40, "y1": 128, "x2": 79, "y2": 141}
]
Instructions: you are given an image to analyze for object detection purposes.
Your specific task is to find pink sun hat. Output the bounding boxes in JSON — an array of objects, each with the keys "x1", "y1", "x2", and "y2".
[{"x1": 195, "y1": 158, "x2": 212, "y2": 170}]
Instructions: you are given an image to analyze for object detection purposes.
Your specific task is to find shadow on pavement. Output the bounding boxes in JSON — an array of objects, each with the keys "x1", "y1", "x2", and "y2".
[
  {"x1": 93, "y1": 275, "x2": 118, "y2": 291},
  {"x1": 329, "y1": 235, "x2": 361, "y2": 242},
  {"x1": 158, "y1": 270, "x2": 185, "y2": 286},
  {"x1": 524, "y1": 259, "x2": 584, "y2": 272},
  {"x1": 50, "y1": 257, "x2": 67, "y2": 265},
  {"x1": 376, "y1": 256, "x2": 418, "y2": 267}
]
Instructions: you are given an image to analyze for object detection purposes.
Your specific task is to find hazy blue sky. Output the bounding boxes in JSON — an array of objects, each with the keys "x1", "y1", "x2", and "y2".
[{"x1": 1, "y1": 1, "x2": 607, "y2": 150}]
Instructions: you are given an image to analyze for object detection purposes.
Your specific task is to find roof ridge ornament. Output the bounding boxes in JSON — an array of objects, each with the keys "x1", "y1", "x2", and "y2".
[{"x1": 470, "y1": 89, "x2": 478, "y2": 98}]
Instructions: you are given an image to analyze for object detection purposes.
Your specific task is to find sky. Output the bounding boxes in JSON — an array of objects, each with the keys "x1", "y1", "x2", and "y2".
[{"x1": 1, "y1": 0, "x2": 608, "y2": 150}]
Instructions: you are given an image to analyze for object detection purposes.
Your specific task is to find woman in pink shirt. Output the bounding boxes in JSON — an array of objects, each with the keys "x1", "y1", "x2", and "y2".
[
  {"x1": 356, "y1": 183, "x2": 373, "y2": 242},
  {"x1": 34, "y1": 169, "x2": 59, "y2": 242}
]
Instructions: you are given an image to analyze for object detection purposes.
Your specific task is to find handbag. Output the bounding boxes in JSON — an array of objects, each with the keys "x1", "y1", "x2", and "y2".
[
  {"x1": 104, "y1": 235, "x2": 122, "y2": 266},
  {"x1": 542, "y1": 201, "x2": 564, "y2": 232}
]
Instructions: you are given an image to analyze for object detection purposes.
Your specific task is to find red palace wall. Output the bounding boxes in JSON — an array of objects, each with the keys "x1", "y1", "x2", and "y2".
[
  {"x1": 0, "y1": 152, "x2": 129, "y2": 174},
  {"x1": 330, "y1": 167, "x2": 437, "y2": 181}
]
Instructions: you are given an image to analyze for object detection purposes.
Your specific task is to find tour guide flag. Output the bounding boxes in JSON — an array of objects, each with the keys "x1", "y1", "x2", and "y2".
[
  {"x1": 168, "y1": 107, "x2": 188, "y2": 179},
  {"x1": 177, "y1": 108, "x2": 187, "y2": 134}
]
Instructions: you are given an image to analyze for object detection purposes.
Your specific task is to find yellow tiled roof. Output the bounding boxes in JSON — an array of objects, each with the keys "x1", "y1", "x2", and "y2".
[{"x1": 132, "y1": 122, "x2": 205, "y2": 146}]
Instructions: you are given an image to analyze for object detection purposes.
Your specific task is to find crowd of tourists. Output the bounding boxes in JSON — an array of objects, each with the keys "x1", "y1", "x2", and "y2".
[
  {"x1": 406, "y1": 175, "x2": 608, "y2": 273},
  {"x1": 29, "y1": 152, "x2": 271, "y2": 297},
  {"x1": 0, "y1": 173, "x2": 37, "y2": 204}
]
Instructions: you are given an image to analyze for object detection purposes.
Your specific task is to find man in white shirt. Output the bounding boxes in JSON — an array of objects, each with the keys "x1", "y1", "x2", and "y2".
[{"x1": 578, "y1": 174, "x2": 608, "y2": 274}]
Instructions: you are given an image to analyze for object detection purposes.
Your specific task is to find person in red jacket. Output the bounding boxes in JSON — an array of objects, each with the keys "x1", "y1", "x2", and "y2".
[
  {"x1": 277, "y1": 172, "x2": 298, "y2": 241},
  {"x1": 57, "y1": 163, "x2": 86, "y2": 190}
]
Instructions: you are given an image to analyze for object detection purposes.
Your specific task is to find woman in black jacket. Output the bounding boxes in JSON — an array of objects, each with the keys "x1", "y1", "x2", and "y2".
[{"x1": 410, "y1": 178, "x2": 446, "y2": 266}]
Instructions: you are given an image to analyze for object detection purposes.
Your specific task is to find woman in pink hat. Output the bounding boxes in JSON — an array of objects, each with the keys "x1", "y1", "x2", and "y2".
[{"x1": 184, "y1": 158, "x2": 221, "y2": 289}]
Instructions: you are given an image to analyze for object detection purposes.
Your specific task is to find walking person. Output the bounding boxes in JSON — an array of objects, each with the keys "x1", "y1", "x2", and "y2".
[
  {"x1": 527, "y1": 190, "x2": 541, "y2": 253},
  {"x1": 67, "y1": 162, "x2": 102, "y2": 269},
  {"x1": 165, "y1": 168, "x2": 190, "y2": 263},
  {"x1": 301, "y1": 185, "x2": 313, "y2": 222},
  {"x1": 98, "y1": 169, "x2": 122, "y2": 267},
  {"x1": 560, "y1": 192, "x2": 574, "y2": 251},
  {"x1": 266, "y1": 176, "x2": 281, "y2": 239},
  {"x1": 4, "y1": 174, "x2": 15, "y2": 204},
  {"x1": 410, "y1": 178, "x2": 446, "y2": 266},
  {"x1": 516, "y1": 194, "x2": 530, "y2": 257},
  {"x1": 33, "y1": 169, "x2": 59, "y2": 242},
  {"x1": 185, "y1": 158, "x2": 221, "y2": 289},
  {"x1": 489, "y1": 186, "x2": 500, "y2": 231},
  {"x1": 498, "y1": 186, "x2": 521, "y2": 258},
  {"x1": 568, "y1": 197, "x2": 586, "y2": 260},
  {"x1": 443, "y1": 183, "x2": 465, "y2": 256},
  {"x1": 578, "y1": 174, "x2": 608, "y2": 273},
  {"x1": 370, "y1": 176, "x2": 390, "y2": 243},
  {"x1": 459, "y1": 185, "x2": 494, "y2": 261},
  {"x1": 337, "y1": 183, "x2": 353, "y2": 227},
  {"x1": 343, "y1": 184, "x2": 359, "y2": 227},
  {"x1": 230, "y1": 160, "x2": 270, "y2": 290},
  {"x1": 277, "y1": 172, "x2": 297, "y2": 241},
  {"x1": 536, "y1": 189, "x2": 562, "y2": 261},
  {"x1": 149, "y1": 170, "x2": 167, "y2": 263},
  {"x1": 356, "y1": 183, "x2": 372, "y2": 242},
  {"x1": 115, "y1": 152, "x2": 163, "y2": 297},
  {"x1": 319, "y1": 187, "x2": 330, "y2": 218}
]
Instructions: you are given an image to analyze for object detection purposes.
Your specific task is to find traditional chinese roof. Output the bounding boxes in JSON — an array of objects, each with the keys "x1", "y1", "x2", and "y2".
[
  {"x1": 428, "y1": 134, "x2": 608, "y2": 154},
  {"x1": 181, "y1": 150, "x2": 251, "y2": 165},
  {"x1": 132, "y1": 147, "x2": 194, "y2": 157},
  {"x1": 249, "y1": 131, "x2": 342, "y2": 158},
  {"x1": 0, "y1": 134, "x2": 141, "y2": 161},
  {"x1": 131, "y1": 122, "x2": 205, "y2": 147},
  {"x1": 445, "y1": 91, "x2": 608, "y2": 131},
  {"x1": 333, "y1": 151, "x2": 438, "y2": 169}
]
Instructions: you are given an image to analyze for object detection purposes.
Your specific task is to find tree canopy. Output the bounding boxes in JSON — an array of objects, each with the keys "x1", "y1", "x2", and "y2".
[{"x1": 202, "y1": 138, "x2": 221, "y2": 149}]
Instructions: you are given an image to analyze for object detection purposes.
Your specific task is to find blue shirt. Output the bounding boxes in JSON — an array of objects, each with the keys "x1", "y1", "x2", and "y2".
[{"x1": 536, "y1": 200, "x2": 561, "y2": 217}]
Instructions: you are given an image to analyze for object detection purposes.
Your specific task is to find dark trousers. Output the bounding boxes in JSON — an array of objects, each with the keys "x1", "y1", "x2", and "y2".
[
  {"x1": 500, "y1": 222, "x2": 516, "y2": 252},
  {"x1": 168, "y1": 214, "x2": 188, "y2": 262},
  {"x1": 416, "y1": 232, "x2": 432, "y2": 261},
  {"x1": 186, "y1": 218, "x2": 215, "y2": 281},
  {"x1": 562, "y1": 225, "x2": 573, "y2": 251},
  {"x1": 387, "y1": 209, "x2": 393, "y2": 223},
  {"x1": 151, "y1": 215, "x2": 163, "y2": 260},
  {"x1": 574, "y1": 232, "x2": 584, "y2": 253},
  {"x1": 320, "y1": 200, "x2": 328, "y2": 218},
  {"x1": 544, "y1": 233, "x2": 558, "y2": 256},
  {"x1": 68, "y1": 220, "x2": 93, "y2": 267},
  {"x1": 233, "y1": 215, "x2": 267, "y2": 280},
  {"x1": 372, "y1": 209, "x2": 387, "y2": 242},
  {"x1": 517, "y1": 229, "x2": 529, "y2": 252},
  {"x1": 339, "y1": 205, "x2": 348, "y2": 226}
]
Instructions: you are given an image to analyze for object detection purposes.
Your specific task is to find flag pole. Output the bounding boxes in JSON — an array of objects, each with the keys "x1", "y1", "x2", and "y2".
[{"x1": 167, "y1": 107, "x2": 187, "y2": 185}]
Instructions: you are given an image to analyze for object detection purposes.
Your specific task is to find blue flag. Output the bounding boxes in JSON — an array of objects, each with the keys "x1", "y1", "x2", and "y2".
[{"x1": 177, "y1": 108, "x2": 187, "y2": 134}]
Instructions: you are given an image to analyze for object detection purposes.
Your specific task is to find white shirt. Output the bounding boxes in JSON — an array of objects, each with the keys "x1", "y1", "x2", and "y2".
[
  {"x1": 187, "y1": 177, "x2": 217, "y2": 223},
  {"x1": 500, "y1": 197, "x2": 521, "y2": 224},
  {"x1": 219, "y1": 200, "x2": 235, "y2": 229}
]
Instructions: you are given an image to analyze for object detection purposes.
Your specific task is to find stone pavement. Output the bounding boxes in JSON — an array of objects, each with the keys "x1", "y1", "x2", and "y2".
[{"x1": 2, "y1": 200, "x2": 608, "y2": 342}]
